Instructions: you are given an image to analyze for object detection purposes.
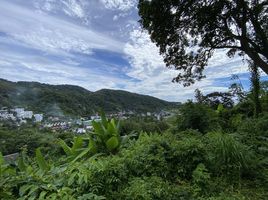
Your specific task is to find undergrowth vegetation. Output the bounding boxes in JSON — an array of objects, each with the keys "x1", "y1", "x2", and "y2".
[{"x1": 1, "y1": 91, "x2": 268, "y2": 199}]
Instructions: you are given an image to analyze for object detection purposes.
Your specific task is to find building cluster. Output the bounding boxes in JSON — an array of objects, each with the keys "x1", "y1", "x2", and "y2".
[
  {"x1": 43, "y1": 115, "x2": 102, "y2": 134},
  {"x1": 109, "y1": 110, "x2": 172, "y2": 120},
  {"x1": 1, "y1": 106, "x2": 173, "y2": 134},
  {"x1": 43, "y1": 122, "x2": 69, "y2": 130},
  {"x1": 0, "y1": 107, "x2": 43, "y2": 124}
]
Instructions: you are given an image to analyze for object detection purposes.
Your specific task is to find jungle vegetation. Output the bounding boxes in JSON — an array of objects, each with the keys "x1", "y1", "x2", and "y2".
[{"x1": 1, "y1": 80, "x2": 268, "y2": 199}]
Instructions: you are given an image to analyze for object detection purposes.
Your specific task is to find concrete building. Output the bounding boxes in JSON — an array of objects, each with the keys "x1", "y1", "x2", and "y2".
[
  {"x1": 34, "y1": 114, "x2": 43, "y2": 122},
  {"x1": 0, "y1": 112, "x2": 16, "y2": 120},
  {"x1": 23, "y1": 111, "x2": 33, "y2": 119},
  {"x1": 13, "y1": 108, "x2": 33, "y2": 119},
  {"x1": 76, "y1": 128, "x2": 86, "y2": 134},
  {"x1": 90, "y1": 115, "x2": 100, "y2": 120}
]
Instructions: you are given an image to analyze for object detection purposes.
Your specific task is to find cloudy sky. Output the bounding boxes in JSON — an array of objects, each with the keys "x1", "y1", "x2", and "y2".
[{"x1": 0, "y1": 0, "x2": 266, "y2": 102}]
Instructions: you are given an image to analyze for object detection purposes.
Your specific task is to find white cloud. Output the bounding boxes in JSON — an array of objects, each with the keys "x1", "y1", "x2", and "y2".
[
  {"x1": 100, "y1": 0, "x2": 136, "y2": 11},
  {"x1": 0, "y1": 0, "x2": 124, "y2": 55},
  {"x1": 205, "y1": 50, "x2": 248, "y2": 79},
  {"x1": 113, "y1": 15, "x2": 119, "y2": 21},
  {"x1": 34, "y1": 0, "x2": 87, "y2": 19},
  {"x1": 123, "y1": 29, "x2": 250, "y2": 101},
  {"x1": 0, "y1": 49, "x2": 124, "y2": 92},
  {"x1": 61, "y1": 0, "x2": 86, "y2": 18}
]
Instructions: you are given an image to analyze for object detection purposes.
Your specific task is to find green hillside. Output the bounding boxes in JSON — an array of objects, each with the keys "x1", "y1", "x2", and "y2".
[{"x1": 0, "y1": 79, "x2": 177, "y2": 116}]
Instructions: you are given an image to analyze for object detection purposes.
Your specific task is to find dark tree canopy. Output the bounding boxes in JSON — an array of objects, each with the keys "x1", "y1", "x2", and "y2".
[{"x1": 138, "y1": 0, "x2": 268, "y2": 86}]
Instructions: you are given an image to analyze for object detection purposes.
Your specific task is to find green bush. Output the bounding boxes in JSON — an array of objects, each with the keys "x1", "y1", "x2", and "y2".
[
  {"x1": 120, "y1": 119, "x2": 169, "y2": 135},
  {"x1": 192, "y1": 163, "x2": 211, "y2": 196},
  {"x1": 121, "y1": 176, "x2": 192, "y2": 200},
  {"x1": 204, "y1": 132, "x2": 255, "y2": 182},
  {"x1": 121, "y1": 133, "x2": 206, "y2": 180},
  {"x1": 177, "y1": 102, "x2": 220, "y2": 133}
]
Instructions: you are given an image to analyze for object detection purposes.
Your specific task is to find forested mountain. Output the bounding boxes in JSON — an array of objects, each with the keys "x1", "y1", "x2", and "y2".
[{"x1": 0, "y1": 79, "x2": 176, "y2": 116}]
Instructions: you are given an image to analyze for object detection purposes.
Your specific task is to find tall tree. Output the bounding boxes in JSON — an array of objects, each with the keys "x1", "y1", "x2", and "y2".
[
  {"x1": 229, "y1": 75, "x2": 246, "y2": 101},
  {"x1": 138, "y1": 0, "x2": 268, "y2": 86},
  {"x1": 194, "y1": 89, "x2": 204, "y2": 103},
  {"x1": 203, "y1": 92, "x2": 234, "y2": 109},
  {"x1": 249, "y1": 62, "x2": 262, "y2": 117}
]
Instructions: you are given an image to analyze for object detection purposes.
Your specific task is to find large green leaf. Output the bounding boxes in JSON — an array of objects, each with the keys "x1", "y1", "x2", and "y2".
[
  {"x1": 107, "y1": 122, "x2": 118, "y2": 137},
  {"x1": 92, "y1": 121, "x2": 105, "y2": 138},
  {"x1": 71, "y1": 137, "x2": 84, "y2": 153},
  {"x1": 105, "y1": 136, "x2": 119, "y2": 151},
  {"x1": 19, "y1": 184, "x2": 33, "y2": 196},
  {"x1": 35, "y1": 148, "x2": 49, "y2": 171},
  {"x1": 58, "y1": 139, "x2": 72, "y2": 156},
  {"x1": 88, "y1": 138, "x2": 97, "y2": 154},
  {"x1": 116, "y1": 119, "x2": 121, "y2": 131},
  {"x1": 0, "y1": 152, "x2": 4, "y2": 166},
  {"x1": 71, "y1": 148, "x2": 90, "y2": 163},
  {"x1": 18, "y1": 156, "x2": 27, "y2": 172},
  {"x1": 38, "y1": 191, "x2": 48, "y2": 199}
]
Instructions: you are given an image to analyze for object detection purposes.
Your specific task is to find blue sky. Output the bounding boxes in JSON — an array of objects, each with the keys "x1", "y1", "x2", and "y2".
[{"x1": 0, "y1": 0, "x2": 266, "y2": 102}]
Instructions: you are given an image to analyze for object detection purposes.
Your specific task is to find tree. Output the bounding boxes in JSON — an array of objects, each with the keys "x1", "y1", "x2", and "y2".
[
  {"x1": 249, "y1": 62, "x2": 262, "y2": 117},
  {"x1": 177, "y1": 102, "x2": 219, "y2": 133},
  {"x1": 138, "y1": 0, "x2": 268, "y2": 86},
  {"x1": 203, "y1": 92, "x2": 234, "y2": 109},
  {"x1": 229, "y1": 75, "x2": 246, "y2": 102},
  {"x1": 194, "y1": 89, "x2": 204, "y2": 103}
]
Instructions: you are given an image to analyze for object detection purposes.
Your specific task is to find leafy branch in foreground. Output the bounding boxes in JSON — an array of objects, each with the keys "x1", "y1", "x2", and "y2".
[{"x1": 138, "y1": 0, "x2": 268, "y2": 85}]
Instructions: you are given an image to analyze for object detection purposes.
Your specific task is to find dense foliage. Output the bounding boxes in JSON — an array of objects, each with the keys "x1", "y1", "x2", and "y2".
[
  {"x1": 120, "y1": 117, "x2": 170, "y2": 135},
  {"x1": 0, "y1": 125, "x2": 74, "y2": 156},
  {"x1": 0, "y1": 79, "x2": 176, "y2": 116},
  {"x1": 1, "y1": 103, "x2": 268, "y2": 199}
]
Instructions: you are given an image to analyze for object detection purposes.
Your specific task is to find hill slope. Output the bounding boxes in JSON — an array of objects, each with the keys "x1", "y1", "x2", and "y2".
[{"x1": 0, "y1": 79, "x2": 177, "y2": 116}]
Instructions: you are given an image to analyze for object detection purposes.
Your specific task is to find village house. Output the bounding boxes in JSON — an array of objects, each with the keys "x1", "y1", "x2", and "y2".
[{"x1": 34, "y1": 114, "x2": 43, "y2": 122}]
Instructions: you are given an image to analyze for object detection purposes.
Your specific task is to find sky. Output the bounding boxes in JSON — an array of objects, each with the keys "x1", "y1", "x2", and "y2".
[{"x1": 0, "y1": 0, "x2": 267, "y2": 102}]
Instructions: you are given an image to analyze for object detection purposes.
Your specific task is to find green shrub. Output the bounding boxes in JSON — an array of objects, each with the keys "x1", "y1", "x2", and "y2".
[
  {"x1": 121, "y1": 176, "x2": 192, "y2": 200},
  {"x1": 120, "y1": 119, "x2": 170, "y2": 135},
  {"x1": 177, "y1": 102, "x2": 220, "y2": 133},
  {"x1": 236, "y1": 115, "x2": 268, "y2": 186},
  {"x1": 121, "y1": 133, "x2": 206, "y2": 180},
  {"x1": 192, "y1": 163, "x2": 211, "y2": 196},
  {"x1": 205, "y1": 132, "x2": 255, "y2": 182},
  {"x1": 198, "y1": 192, "x2": 246, "y2": 200}
]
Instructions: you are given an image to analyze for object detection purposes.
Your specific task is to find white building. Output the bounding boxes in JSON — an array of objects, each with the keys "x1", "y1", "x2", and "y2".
[
  {"x1": 91, "y1": 115, "x2": 100, "y2": 120},
  {"x1": 76, "y1": 128, "x2": 86, "y2": 134},
  {"x1": 23, "y1": 111, "x2": 33, "y2": 119},
  {"x1": 14, "y1": 108, "x2": 24, "y2": 113},
  {"x1": 85, "y1": 125, "x2": 93, "y2": 130},
  {"x1": 13, "y1": 108, "x2": 25, "y2": 118},
  {"x1": 13, "y1": 108, "x2": 33, "y2": 119},
  {"x1": 0, "y1": 112, "x2": 16, "y2": 120},
  {"x1": 34, "y1": 114, "x2": 43, "y2": 122}
]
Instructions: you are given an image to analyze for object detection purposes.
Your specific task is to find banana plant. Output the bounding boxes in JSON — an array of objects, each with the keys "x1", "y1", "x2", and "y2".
[
  {"x1": 58, "y1": 111, "x2": 123, "y2": 161},
  {"x1": 59, "y1": 135, "x2": 97, "y2": 162},
  {"x1": 91, "y1": 111, "x2": 121, "y2": 153},
  {"x1": 59, "y1": 136, "x2": 84, "y2": 157},
  {"x1": 35, "y1": 148, "x2": 50, "y2": 171}
]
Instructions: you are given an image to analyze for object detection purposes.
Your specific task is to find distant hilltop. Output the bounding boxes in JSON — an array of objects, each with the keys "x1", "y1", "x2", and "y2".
[{"x1": 0, "y1": 79, "x2": 179, "y2": 116}]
